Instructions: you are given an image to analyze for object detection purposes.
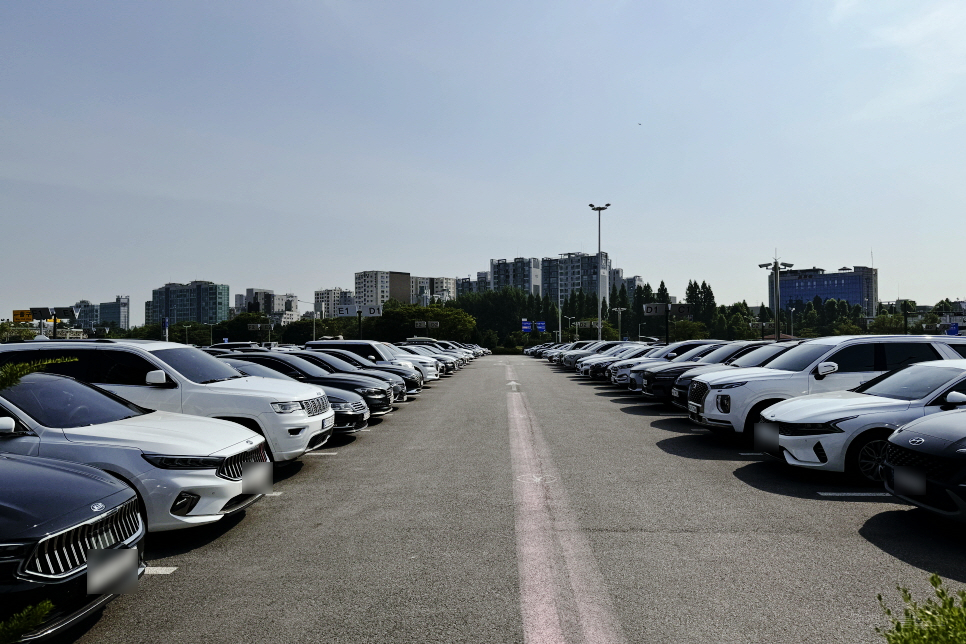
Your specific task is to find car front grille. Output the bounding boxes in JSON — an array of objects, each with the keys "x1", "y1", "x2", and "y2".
[
  {"x1": 302, "y1": 396, "x2": 329, "y2": 417},
  {"x1": 218, "y1": 443, "x2": 270, "y2": 480},
  {"x1": 23, "y1": 498, "x2": 142, "y2": 579},
  {"x1": 351, "y1": 401, "x2": 367, "y2": 413},
  {"x1": 688, "y1": 381, "x2": 709, "y2": 404},
  {"x1": 885, "y1": 443, "x2": 960, "y2": 482}
]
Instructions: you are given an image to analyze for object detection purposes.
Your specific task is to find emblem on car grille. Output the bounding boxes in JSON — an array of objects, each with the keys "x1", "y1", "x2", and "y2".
[
  {"x1": 91, "y1": 503, "x2": 105, "y2": 512},
  {"x1": 909, "y1": 437, "x2": 925, "y2": 446}
]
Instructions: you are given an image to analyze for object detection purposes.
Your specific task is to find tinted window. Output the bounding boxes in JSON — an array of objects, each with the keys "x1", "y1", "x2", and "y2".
[
  {"x1": 222, "y1": 359, "x2": 295, "y2": 381},
  {"x1": 300, "y1": 352, "x2": 359, "y2": 372},
  {"x1": 764, "y1": 343, "x2": 832, "y2": 372},
  {"x1": 826, "y1": 344, "x2": 875, "y2": 373},
  {"x1": 0, "y1": 349, "x2": 98, "y2": 382},
  {"x1": 151, "y1": 347, "x2": 242, "y2": 384},
  {"x1": 696, "y1": 344, "x2": 744, "y2": 364},
  {"x1": 952, "y1": 345, "x2": 966, "y2": 359},
  {"x1": 856, "y1": 365, "x2": 963, "y2": 400},
  {"x1": 672, "y1": 345, "x2": 721, "y2": 362},
  {"x1": 730, "y1": 344, "x2": 789, "y2": 368},
  {"x1": 1, "y1": 373, "x2": 145, "y2": 428},
  {"x1": 320, "y1": 351, "x2": 372, "y2": 367},
  {"x1": 98, "y1": 350, "x2": 158, "y2": 386},
  {"x1": 883, "y1": 343, "x2": 941, "y2": 370}
]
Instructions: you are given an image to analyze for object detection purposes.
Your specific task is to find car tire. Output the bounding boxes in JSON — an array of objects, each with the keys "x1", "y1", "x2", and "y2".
[{"x1": 845, "y1": 430, "x2": 892, "y2": 484}]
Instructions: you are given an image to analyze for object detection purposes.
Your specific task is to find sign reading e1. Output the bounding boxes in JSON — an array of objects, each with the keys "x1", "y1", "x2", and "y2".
[{"x1": 337, "y1": 306, "x2": 383, "y2": 318}]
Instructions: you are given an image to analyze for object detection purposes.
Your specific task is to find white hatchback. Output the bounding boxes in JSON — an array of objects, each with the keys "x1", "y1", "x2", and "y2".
[
  {"x1": 0, "y1": 373, "x2": 271, "y2": 531},
  {"x1": 759, "y1": 360, "x2": 966, "y2": 482}
]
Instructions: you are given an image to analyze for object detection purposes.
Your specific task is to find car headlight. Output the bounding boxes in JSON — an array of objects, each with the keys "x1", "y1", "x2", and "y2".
[
  {"x1": 710, "y1": 382, "x2": 747, "y2": 390},
  {"x1": 783, "y1": 416, "x2": 856, "y2": 434},
  {"x1": 330, "y1": 402, "x2": 353, "y2": 411},
  {"x1": 142, "y1": 454, "x2": 225, "y2": 469},
  {"x1": 271, "y1": 401, "x2": 305, "y2": 414},
  {"x1": 356, "y1": 387, "x2": 383, "y2": 395}
]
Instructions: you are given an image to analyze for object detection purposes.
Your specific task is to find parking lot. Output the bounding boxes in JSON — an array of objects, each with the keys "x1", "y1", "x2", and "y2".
[{"x1": 64, "y1": 353, "x2": 966, "y2": 644}]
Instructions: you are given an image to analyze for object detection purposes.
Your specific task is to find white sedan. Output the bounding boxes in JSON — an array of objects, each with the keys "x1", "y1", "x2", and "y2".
[
  {"x1": 758, "y1": 360, "x2": 966, "y2": 482},
  {"x1": 0, "y1": 372, "x2": 271, "y2": 531}
]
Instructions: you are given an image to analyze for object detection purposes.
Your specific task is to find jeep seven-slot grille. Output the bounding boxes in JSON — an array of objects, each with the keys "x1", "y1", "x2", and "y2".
[
  {"x1": 218, "y1": 443, "x2": 270, "y2": 480},
  {"x1": 688, "y1": 381, "x2": 709, "y2": 405},
  {"x1": 885, "y1": 443, "x2": 959, "y2": 482},
  {"x1": 302, "y1": 396, "x2": 329, "y2": 417},
  {"x1": 23, "y1": 498, "x2": 142, "y2": 579}
]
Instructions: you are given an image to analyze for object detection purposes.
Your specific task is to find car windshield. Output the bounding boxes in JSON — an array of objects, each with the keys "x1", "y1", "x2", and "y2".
[
  {"x1": 672, "y1": 345, "x2": 719, "y2": 362},
  {"x1": 1, "y1": 373, "x2": 146, "y2": 428},
  {"x1": 310, "y1": 351, "x2": 364, "y2": 371},
  {"x1": 762, "y1": 343, "x2": 832, "y2": 372},
  {"x1": 730, "y1": 344, "x2": 789, "y2": 368},
  {"x1": 286, "y1": 354, "x2": 343, "y2": 376},
  {"x1": 222, "y1": 359, "x2": 294, "y2": 381},
  {"x1": 152, "y1": 347, "x2": 244, "y2": 384},
  {"x1": 327, "y1": 351, "x2": 377, "y2": 368},
  {"x1": 695, "y1": 344, "x2": 742, "y2": 364},
  {"x1": 855, "y1": 365, "x2": 964, "y2": 400}
]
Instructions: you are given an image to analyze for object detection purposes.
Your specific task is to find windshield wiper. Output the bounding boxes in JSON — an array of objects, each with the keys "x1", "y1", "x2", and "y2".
[{"x1": 200, "y1": 376, "x2": 244, "y2": 384}]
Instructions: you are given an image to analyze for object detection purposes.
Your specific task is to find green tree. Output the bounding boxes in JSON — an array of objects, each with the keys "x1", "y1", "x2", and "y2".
[
  {"x1": 670, "y1": 320, "x2": 707, "y2": 341},
  {"x1": 656, "y1": 281, "x2": 670, "y2": 304},
  {"x1": 0, "y1": 601, "x2": 54, "y2": 644}
]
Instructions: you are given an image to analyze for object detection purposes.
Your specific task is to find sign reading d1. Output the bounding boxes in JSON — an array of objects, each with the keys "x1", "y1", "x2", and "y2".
[
  {"x1": 521, "y1": 321, "x2": 532, "y2": 332},
  {"x1": 536, "y1": 321, "x2": 546, "y2": 332}
]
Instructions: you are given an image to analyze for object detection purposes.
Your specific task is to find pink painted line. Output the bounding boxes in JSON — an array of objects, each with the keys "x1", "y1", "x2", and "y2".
[{"x1": 506, "y1": 366, "x2": 627, "y2": 644}]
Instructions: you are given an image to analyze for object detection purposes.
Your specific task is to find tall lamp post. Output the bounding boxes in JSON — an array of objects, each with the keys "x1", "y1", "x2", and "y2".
[
  {"x1": 588, "y1": 203, "x2": 610, "y2": 341},
  {"x1": 759, "y1": 258, "x2": 793, "y2": 338},
  {"x1": 564, "y1": 315, "x2": 576, "y2": 341},
  {"x1": 790, "y1": 307, "x2": 796, "y2": 338},
  {"x1": 184, "y1": 324, "x2": 192, "y2": 345},
  {"x1": 612, "y1": 307, "x2": 627, "y2": 340},
  {"x1": 202, "y1": 322, "x2": 215, "y2": 347},
  {"x1": 298, "y1": 300, "x2": 318, "y2": 341}
]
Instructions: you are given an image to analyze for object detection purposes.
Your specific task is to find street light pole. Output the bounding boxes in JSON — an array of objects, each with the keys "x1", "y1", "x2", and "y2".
[
  {"x1": 564, "y1": 315, "x2": 576, "y2": 341},
  {"x1": 589, "y1": 203, "x2": 610, "y2": 341},
  {"x1": 790, "y1": 307, "x2": 795, "y2": 338},
  {"x1": 759, "y1": 256, "x2": 793, "y2": 339}
]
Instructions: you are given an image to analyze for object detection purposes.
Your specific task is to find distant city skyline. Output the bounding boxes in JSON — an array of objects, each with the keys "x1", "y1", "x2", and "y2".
[{"x1": 4, "y1": 2, "x2": 965, "y2": 326}]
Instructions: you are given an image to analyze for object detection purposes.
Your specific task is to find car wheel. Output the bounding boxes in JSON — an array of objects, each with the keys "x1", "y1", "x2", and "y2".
[{"x1": 846, "y1": 432, "x2": 891, "y2": 484}]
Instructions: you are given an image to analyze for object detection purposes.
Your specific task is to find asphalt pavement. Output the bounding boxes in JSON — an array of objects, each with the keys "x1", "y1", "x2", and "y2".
[{"x1": 62, "y1": 355, "x2": 966, "y2": 644}]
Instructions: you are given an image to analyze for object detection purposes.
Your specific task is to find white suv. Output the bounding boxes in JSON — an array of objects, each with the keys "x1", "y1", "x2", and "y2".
[
  {"x1": 688, "y1": 335, "x2": 966, "y2": 438},
  {"x1": 0, "y1": 340, "x2": 335, "y2": 461}
]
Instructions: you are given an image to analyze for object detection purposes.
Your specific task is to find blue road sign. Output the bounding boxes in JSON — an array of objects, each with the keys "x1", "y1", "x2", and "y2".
[
  {"x1": 948, "y1": 323, "x2": 959, "y2": 336},
  {"x1": 522, "y1": 321, "x2": 532, "y2": 332},
  {"x1": 536, "y1": 321, "x2": 546, "y2": 332}
]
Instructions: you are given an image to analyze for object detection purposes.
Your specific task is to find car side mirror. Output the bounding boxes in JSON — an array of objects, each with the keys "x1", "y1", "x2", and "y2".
[
  {"x1": 815, "y1": 362, "x2": 838, "y2": 379},
  {"x1": 0, "y1": 418, "x2": 16, "y2": 434},
  {"x1": 368, "y1": 356, "x2": 376, "y2": 361},
  {"x1": 145, "y1": 370, "x2": 168, "y2": 386},
  {"x1": 667, "y1": 353, "x2": 677, "y2": 359},
  {"x1": 946, "y1": 391, "x2": 966, "y2": 405}
]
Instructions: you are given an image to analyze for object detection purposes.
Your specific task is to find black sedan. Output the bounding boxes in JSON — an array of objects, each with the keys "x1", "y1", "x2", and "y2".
[
  {"x1": 218, "y1": 353, "x2": 396, "y2": 415},
  {"x1": 221, "y1": 358, "x2": 371, "y2": 432},
  {"x1": 306, "y1": 348, "x2": 423, "y2": 395},
  {"x1": 289, "y1": 351, "x2": 408, "y2": 403},
  {"x1": 0, "y1": 452, "x2": 146, "y2": 640},
  {"x1": 641, "y1": 341, "x2": 770, "y2": 404}
]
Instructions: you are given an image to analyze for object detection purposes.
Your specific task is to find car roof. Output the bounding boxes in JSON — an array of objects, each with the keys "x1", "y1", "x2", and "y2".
[
  {"x1": 805, "y1": 335, "x2": 966, "y2": 345},
  {"x1": 0, "y1": 339, "x2": 187, "y2": 352}
]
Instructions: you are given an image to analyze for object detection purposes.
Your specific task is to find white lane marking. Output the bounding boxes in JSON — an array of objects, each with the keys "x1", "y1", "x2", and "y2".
[
  {"x1": 304, "y1": 452, "x2": 338, "y2": 456},
  {"x1": 738, "y1": 452, "x2": 765, "y2": 456},
  {"x1": 265, "y1": 492, "x2": 283, "y2": 497},
  {"x1": 506, "y1": 365, "x2": 628, "y2": 644},
  {"x1": 357, "y1": 429, "x2": 371, "y2": 432},
  {"x1": 507, "y1": 380, "x2": 521, "y2": 391},
  {"x1": 817, "y1": 492, "x2": 892, "y2": 497},
  {"x1": 145, "y1": 567, "x2": 178, "y2": 574}
]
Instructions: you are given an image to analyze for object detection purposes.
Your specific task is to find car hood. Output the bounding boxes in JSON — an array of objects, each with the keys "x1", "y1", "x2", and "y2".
[
  {"x1": 614, "y1": 357, "x2": 665, "y2": 370},
  {"x1": 303, "y1": 373, "x2": 390, "y2": 389},
  {"x1": 897, "y1": 410, "x2": 966, "y2": 444},
  {"x1": 646, "y1": 361, "x2": 709, "y2": 375},
  {"x1": 760, "y1": 391, "x2": 910, "y2": 423},
  {"x1": 354, "y1": 369, "x2": 404, "y2": 385},
  {"x1": 205, "y1": 376, "x2": 326, "y2": 402},
  {"x1": 677, "y1": 364, "x2": 735, "y2": 382},
  {"x1": 696, "y1": 367, "x2": 794, "y2": 384},
  {"x1": 63, "y1": 410, "x2": 260, "y2": 456},
  {"x1": 0, "y1": 453, "x2": 134, "y2": 539},
  {"x1": 629, "y1": 358, "x2": 675, "y2": 372}
]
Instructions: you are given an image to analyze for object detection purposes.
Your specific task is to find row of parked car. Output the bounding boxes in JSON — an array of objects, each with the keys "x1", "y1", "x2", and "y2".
[
  {"x1": 0, "y1": 335, "x2": 487, "y2": 641},
  {"x1": 528, "y1": 334, "x2": 966, "y2": 521}
]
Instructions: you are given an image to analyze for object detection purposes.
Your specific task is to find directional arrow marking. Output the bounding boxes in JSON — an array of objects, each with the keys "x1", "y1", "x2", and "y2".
[
  {"x1": 507, "y1": 381, "x2": 521, "y2": 392},
  {"x1": 516, "y1": 474, "x2": 558, "y2": 484}
]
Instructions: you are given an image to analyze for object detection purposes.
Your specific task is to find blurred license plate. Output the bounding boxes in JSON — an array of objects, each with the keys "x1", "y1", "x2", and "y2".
[
  {"x1": 323, "y1": 417, "x2": 334, "y2": 429},
  {"x1": 363, "y1": 410, "x2": 370, "y2": 420},
  {"x1": 688, "y1": 402, "x2": 700, "y2": 414}
]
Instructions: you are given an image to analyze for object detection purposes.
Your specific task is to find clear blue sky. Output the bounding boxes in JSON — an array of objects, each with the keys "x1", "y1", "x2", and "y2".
[{"x1": 3, "y1": 1, "x2": 965, "y2": 325}]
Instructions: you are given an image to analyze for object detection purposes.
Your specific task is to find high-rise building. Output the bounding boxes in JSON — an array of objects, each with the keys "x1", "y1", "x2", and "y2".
[
  {"x1": 72, "y1": 300, "x2": 99, "y2": 330},
  {"x1": 770, "y1": 265, "x2": 879, "y2": 316},
  {"x1": 623, "y1": 276, "x2": 644, "y2": 300},
  {"x1": 314, "y1": 287, "x2": 354, "y2": 318},
  {"x1": 99, "y1": 295, "x2": 130, "y2": 330},
  {"x1": 234, "y1": 288, "x2": 299, "y2": 324},
  {"x1": 539, "y1": 252, "x2": 611, "y2": 304},
  {"x1": 489, "y1": 258, "x2": 541, "y2": 296},
  {"x1": 149, "y1": 281, "x2": 230, "y2": 325},
  {"x1": 354, "y1": 271, "x2": 411, "y2": 307},
  {"x1": 410, "y1": 276, "x2": 458, "y2": 304}
]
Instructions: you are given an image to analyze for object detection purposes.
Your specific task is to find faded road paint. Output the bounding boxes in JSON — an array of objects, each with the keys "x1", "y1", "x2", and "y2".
[{"x1": 506, "y1": 363, "x2": 627, "y2": 644}]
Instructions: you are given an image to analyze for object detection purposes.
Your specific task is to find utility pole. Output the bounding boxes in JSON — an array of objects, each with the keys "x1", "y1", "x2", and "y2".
[
  {"x1": 357, "y1": 310, "x2": 363, "y2": 340},
  {"x1": 588, "y1": 203, "x2": 610, "y2": 341},
  {"x1": 613, "y1": 307, "x2": 626, "y2": 340}
]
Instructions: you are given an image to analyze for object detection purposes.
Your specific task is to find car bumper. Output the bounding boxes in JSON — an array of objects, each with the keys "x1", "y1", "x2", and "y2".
[
  {"x1": 138, "y1": 467, "x2": 268, "y2": 532},
  {"x1": 778, "y1": 433, "x2": 849, "y2": 471},
  {"x1": 883, "y1": 464, "x2": 966, "y2": 520},
  {"x1": 686, "y1": 401, "x2": 736, "y2": 430},
  {"x1": 670, "y1": 386, "x2": 689, "y2": 409},
  {"x1": 260, "y1": 411, "x2": 328, "y2": 462},
  {"x1": 641, "y1": 382, "x2": 674, "y2": 400}
]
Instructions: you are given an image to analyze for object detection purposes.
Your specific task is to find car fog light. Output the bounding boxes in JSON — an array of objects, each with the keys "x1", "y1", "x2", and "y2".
[
  {"x1": 171, "y1": 492, "x2": 201, "y2": 516},
  {"x1": 716, "y1": 395, "x2": 731, "y2": 414}
]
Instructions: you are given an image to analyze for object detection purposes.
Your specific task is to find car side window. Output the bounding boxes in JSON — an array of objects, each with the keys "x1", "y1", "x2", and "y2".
[
  {"x1": 0, "y1": 349, "x2": 98, "y2": 382},
  {"x1": 883, "y1": 343, "x2": 942, "y2": 370},
  {"x1": 949, "y1": 344, "x2": 966, "y2": 359},
  {"x1": 826, "y1": 344, "x2": 876, "y2": 373},
  {"x1": 97, "y1": 350, "x2": 158, "y2": 386},
  {"x1": 253, "y1": 357, "x2": 302, "y2": 378}
]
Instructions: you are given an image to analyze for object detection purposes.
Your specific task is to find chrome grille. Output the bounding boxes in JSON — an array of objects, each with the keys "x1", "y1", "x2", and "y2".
[
  {"x1": 23, "y1": 498, "x2": 142, "y2": 579},
  {"x1": 350, "y1": 401, "x2": 367, "y2": 413},
  {"x1": 688, "y1": 381, "x2": 709, "y2": 404},
  {"x1": 302, "y1": 396, "x2": 329, "y2": 417},
  {"x1": 218, "y1": 443, "x2": 270, "y2": 480}
]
